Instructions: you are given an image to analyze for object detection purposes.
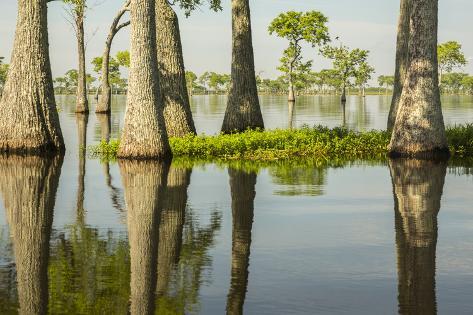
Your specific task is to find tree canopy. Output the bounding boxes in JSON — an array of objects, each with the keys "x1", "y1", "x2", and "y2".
[{"x1": 438, "y1": 41, "x2": 468, "y2": 74}]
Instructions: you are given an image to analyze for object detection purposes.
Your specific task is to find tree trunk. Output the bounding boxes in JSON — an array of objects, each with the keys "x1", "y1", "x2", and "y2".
[
  {"x1": 221, "y1": 0, "x2": 264, "y2": 133},
  {"x1": 118, "y1": 0, "x2": 172, "y2": 159},
  {"x1": 226, "y1": 168, "x2": 256, "y2": 315},
  {"x1": 0, "y1": 0, "x2": 64, "y2": 154},
  {"x1": 155, "y1": 0, "x2": 196, "y2": 137},
  {"x1": 76, "y1": 12, "x2": 89, "y2": 113},
  {"x1": 76, "y1": 113, "x2": 88, "y2": 224},
  {"x1": 388, "y1": 0, "x2": 410, "y2": 132},
  {"x1": 120, "y1": 160, "x2": 169, "y2": 315},
  {"x1": 341, "y1": 84, "x2": 347, "y2": 103},
  {"x1": 156, "y1": 166, "x2": 191, "y2": 296},
  {"x1": 389, "y1": 158, "x2": 446, "y2": 315},
  {"x1": 96, "y1": 2, "x2": 130, "y2": 113},
  {"x1": 388, "y1": 0, "x2": 449, "y2": 159},
  {"x1": 0, "y1": 154, "x2": 63, "y2": 315},
  {"x1": 288, "y1": 79, "x2": 295, "y2": 102},
  {"x1": 288, "y1": 101, "x2": 295, "y2": 129}
]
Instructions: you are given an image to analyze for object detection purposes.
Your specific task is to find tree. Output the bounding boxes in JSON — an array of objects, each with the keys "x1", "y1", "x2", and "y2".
[
  {"x1": 117, "y1": 0, "x2": 172, "y2": 159},
  {"x1": 115, "y1": 50, "x2": 130, "y2": 68},
  {"x1": 354, "y1": 62, "x2": 375, "y2": 97},
  {"x1": 438, "y1": 41, "x2": 467, "y2": 85},
  {"x1": 268, "y1": 11, "x2": 330, "y2": 102},
  {"x1": 96, "y1": 1, "x2": 130, "y2": 113},
  {"x1": 323, "y1": 45, "x2": 369, "y2": 103},
  {"x1": 461, "y1": 76, "x2": 473, "y2": 94},
  {"x1": 185, "y1": 71, "x2": 197, "y2": 95},
  {"x1": 156, "y1": 0, "x2": 198, "y2": 137},
  {"x1": 441, "y1": 72, "x2": 468, "y2": 94},
  {"x1": 92, "y1": 56, "x2": 122, "y2": 98},
  {"x1": 0, "y1": 61, "x2": 8, "y2": 94},
  {"x1": 388, "y1": 0, "x2": 411, "y2": 131},
  {"x1": 389, "y1": 0, "x2": 449, "y2": 159},
  {"x1": 64, "y1": 0, "x2": 89, "y2": 113},
  {"x1": 0, "y1": 0, "x2": 65, "y2": 154},
  {"x1": 378, "y1": 75, "x2": 395, "y2": 95},
  {"x1": 221, "y1": 0, "x2": 264, "y2": 133}
]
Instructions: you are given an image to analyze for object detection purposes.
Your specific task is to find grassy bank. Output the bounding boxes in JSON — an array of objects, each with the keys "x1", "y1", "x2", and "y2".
[{"x1": 88, "y1": 124, "x2": 473, "y2": 162}]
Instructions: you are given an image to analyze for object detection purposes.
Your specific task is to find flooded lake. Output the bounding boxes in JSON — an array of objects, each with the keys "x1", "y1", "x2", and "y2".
[{"x1": 0, "y1": 95, "x2": 472, "y2": 314}]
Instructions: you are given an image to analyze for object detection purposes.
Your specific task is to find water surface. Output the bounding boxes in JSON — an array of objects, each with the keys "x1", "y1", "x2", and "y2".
[{"x1": 0, "y1": 95, "x2": 472, "y2": 314}]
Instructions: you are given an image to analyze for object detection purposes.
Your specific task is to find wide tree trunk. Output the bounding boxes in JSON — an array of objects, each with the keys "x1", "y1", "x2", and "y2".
[
  {"x1": 221, "y1": 0, "x2": 264, "y2": 133},
  {"x1": 387, "y1": 0, "x2": 411, "y2": 131},
  {"x1": 96, "y1": 1, "x2": 130, "y2": 113},
  {"x1": 76, "y1": 11, "x2": 89, "y2": 113},
  {"x1": 389, "y1": 0, "x2": 449, "y2": 159},
  {"x1": 389, "y1": 158, "x2": 446, "y2": 315},
  {"x1": 156, "y1": 166, "x2": 191, "y2": 296},
  {"x1": 226, "y1": 168, "x2": 256, "y2": 315},
  {"x1": 288, "y1": 78, "x2": 295, "y2": 102},
  {"x1": 0, "y1": 155, "x2": 63, "y2": 315},
  {"x1": 155, "y1": 0, "x2": 196, "y2": 137},
  {"x1": 118, "y1": 0, "x2": 171, "y2": 159},
  {"x1": 120, "y1": 160, "x2": 169, "y2": 315},
  {"x1": 0, "y1": 0, "x2": 64, "y2": 154}
]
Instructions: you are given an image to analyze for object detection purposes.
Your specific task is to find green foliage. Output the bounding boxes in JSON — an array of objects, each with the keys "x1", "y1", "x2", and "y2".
[
  {"x1": 354, "y1": 62, "x2": 375, "y2": 89},
  {"x1": 322, "y1": 45, "x2": 369, "y2": 90},
  {"x1": 198, "y1": 71, "x2": 230, "y2": 93},
  {"x1": 441, "y1": 72, "x2": 468, "y2": 93},
  {"x1": 176, "y1": 0, "x2": 222, "y2": 17},
  {"x1": 269, "y1": 11, "x2": 330, "y2": 93},
  {"x1": 438, "y1": 41, "x2": 468, "y2": 74},
  {"x1": 89, "y1": 125, "x2": 473, "y2": 161},
  {"x1": 377, "y1": 75, "x2": 395, "y2": 88},
  {"x1": 115, "y1": 50, "x2": 130, "y2": 68},
  {"x1": 0, "y1": 59, "x2": 8, "y2": 91}
]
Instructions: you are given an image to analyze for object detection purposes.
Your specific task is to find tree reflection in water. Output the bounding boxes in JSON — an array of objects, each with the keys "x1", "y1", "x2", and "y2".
[
  {"x1": 226, "y1": 168, "x2": 257, "y2": 315},
  {"x1": 0, "y1": 155, "x2": 63, "y2": 315},
  {"x1": 389, "y1": 158, "x2": 447, "y2": 315}
]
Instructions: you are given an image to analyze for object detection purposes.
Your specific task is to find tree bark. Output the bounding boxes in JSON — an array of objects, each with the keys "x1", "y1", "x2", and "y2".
[
  {"x1": 226, "y1": 168, "x2": 256, "y2": 315},
  {"x1": 221, "y1": 0, "x2": 264, "y2": 133},
  {"x1": 388, "y1": 0, "x2": 449, "y2": 159},
  {"x1": 118, "y1": 0, "x2": 172, "y2": 159},
  {"x1": 76, "y1": 9, "x2": 89, "y2": 113},
  {"x1": 0, "y1": 0, "x2": 64, "y2": 154},
  {"x1": 76, "y1": 113, "x2": 88, "y2": 224},
  {"x1": 389, "y1": 158, "x2": 446, "y2": 315},
  {"x1": 156, "y1": 166, "x2": 191, "y2": 296},
  {"x1": 155, "y1": 0, "x2": 196, "y2": 137},
  {"x1": 0, "y1": 154, "x2": 63, "y2": 315},
  {"x1": 96, "y1": 1, "x2": 130, "y2": 113},
  {"x1": 120, "y1": 160, "x2": 169, "y2": 315},
  {"x1": 388, "y1": 0, "x2": 411, "y2": 131}
]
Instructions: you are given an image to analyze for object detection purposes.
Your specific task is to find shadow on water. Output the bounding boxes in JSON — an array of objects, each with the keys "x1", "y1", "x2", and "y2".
[
  {"x1": 389, "y1": 159, "x2": 447, "y2": 315},
  {"x1": 0, "y1": 154, "x2": 64, "y2": 315},
  {"x1": 226, "y1": 168, "x2": 257, "y2": 315}
]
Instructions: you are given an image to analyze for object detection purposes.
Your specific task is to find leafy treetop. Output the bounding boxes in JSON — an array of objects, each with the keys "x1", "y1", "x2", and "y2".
[{"x1": 438, "y1": 41, "x2": 468, "y2": 74}]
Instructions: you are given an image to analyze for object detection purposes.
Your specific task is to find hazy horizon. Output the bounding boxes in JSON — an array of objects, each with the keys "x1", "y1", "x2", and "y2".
[{"x1": 1, "y1": 0, "x2": 472, "y2": 85}]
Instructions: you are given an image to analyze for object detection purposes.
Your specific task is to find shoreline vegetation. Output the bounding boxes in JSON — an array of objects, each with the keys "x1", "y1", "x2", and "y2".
[{"x1": 89, "y1": 124, "x2": 473, "y2": 162}]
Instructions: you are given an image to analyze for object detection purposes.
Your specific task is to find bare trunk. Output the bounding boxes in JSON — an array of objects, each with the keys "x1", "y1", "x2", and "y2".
[
  {"x1": 76, "y1": 13, "x2": 89, "y2": 113},
  {"x1": 389, "y1": 159, "x2": 446, "y2": 315},
  {"x1": 120, "y1": 160, "x2": 169, "y2": 315},
  {"x1": 221, "y1": 0, "x2": 264, "y2": 133},
  {"x1": 0, "y1": 154, "x2": 63, "y2": 315},
  {"x1": 118, "y1": 0, "x2": 172, "y2": 159},
  {"x1": 96, "y1": 2, "x2": 130, "y2": 113},
  {"x1": 389, "y1": 0, "x2": 449, "y2": 159},
  {"x1": 288, "y1": 79, "x2": 295, "y2": 102},
  {"x1": 156, "y1": 0, "x2": 196, "y2": 137},
  {"x1": 388, "y1": 0, "x2": 411, "y2": 131},
  {"x1": 341, "y1": 83, "x2": 347, "y2": 103},
  {"x1": 288, "y1": 101, "x2": 295, "y2": 130},
  {"x1": 76, "y1": 113, "x2": 88, "y2": 224},
  {"x1": 226, "y1": 169, "x2": 256, "y2": 315},
  {"x1": 0, "y1": 0, "x2": 64, "y2": 154},
  {"x1": 156, "y1": 166, "x2": 191, "y2": 296}
]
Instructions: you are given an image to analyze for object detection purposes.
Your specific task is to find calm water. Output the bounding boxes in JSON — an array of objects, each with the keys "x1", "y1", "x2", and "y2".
[{"x1": 0, "y1": 95, "x2": 473, "y2": 314}]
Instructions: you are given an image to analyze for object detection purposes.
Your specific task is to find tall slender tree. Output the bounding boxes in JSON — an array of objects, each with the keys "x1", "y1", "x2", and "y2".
[
  {"x1": 64, "y1": 0, "x2": 89, "y2": 112},
  {"x1": 389, "y1": 0, "x2": 449, "y2": 159},
  {"x1": 221, "y1": 0, "x2": 264, "y2": 133},
  {"x1": 96, "y1": 0, "x2": 130, "y2": 113},
  {"x1": 387, "y1": 0, "x2": 410, "y2": 131},
  {"x1": 118, "y1": 0, "x2": 172, "y2": 159},
  {"x1": 155, "y1": 0, "x2": 197, "y2": 137},
  {"x1": 0, "y1": 0, "x2": 64, "y2": 154}
]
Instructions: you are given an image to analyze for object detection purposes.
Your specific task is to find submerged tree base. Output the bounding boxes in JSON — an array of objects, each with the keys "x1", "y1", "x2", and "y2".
[
  {"x1": 89, "y1": 124, "x2": 473, "y2": 162},
  {"x1": 388, "y1": 147, "x2": 451, "y2": 161}
]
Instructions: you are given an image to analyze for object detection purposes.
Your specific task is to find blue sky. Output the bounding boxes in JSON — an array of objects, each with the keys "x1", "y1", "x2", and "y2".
[{"x1": 1, "y1": 0, "x2": 472, "y2": 84}]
